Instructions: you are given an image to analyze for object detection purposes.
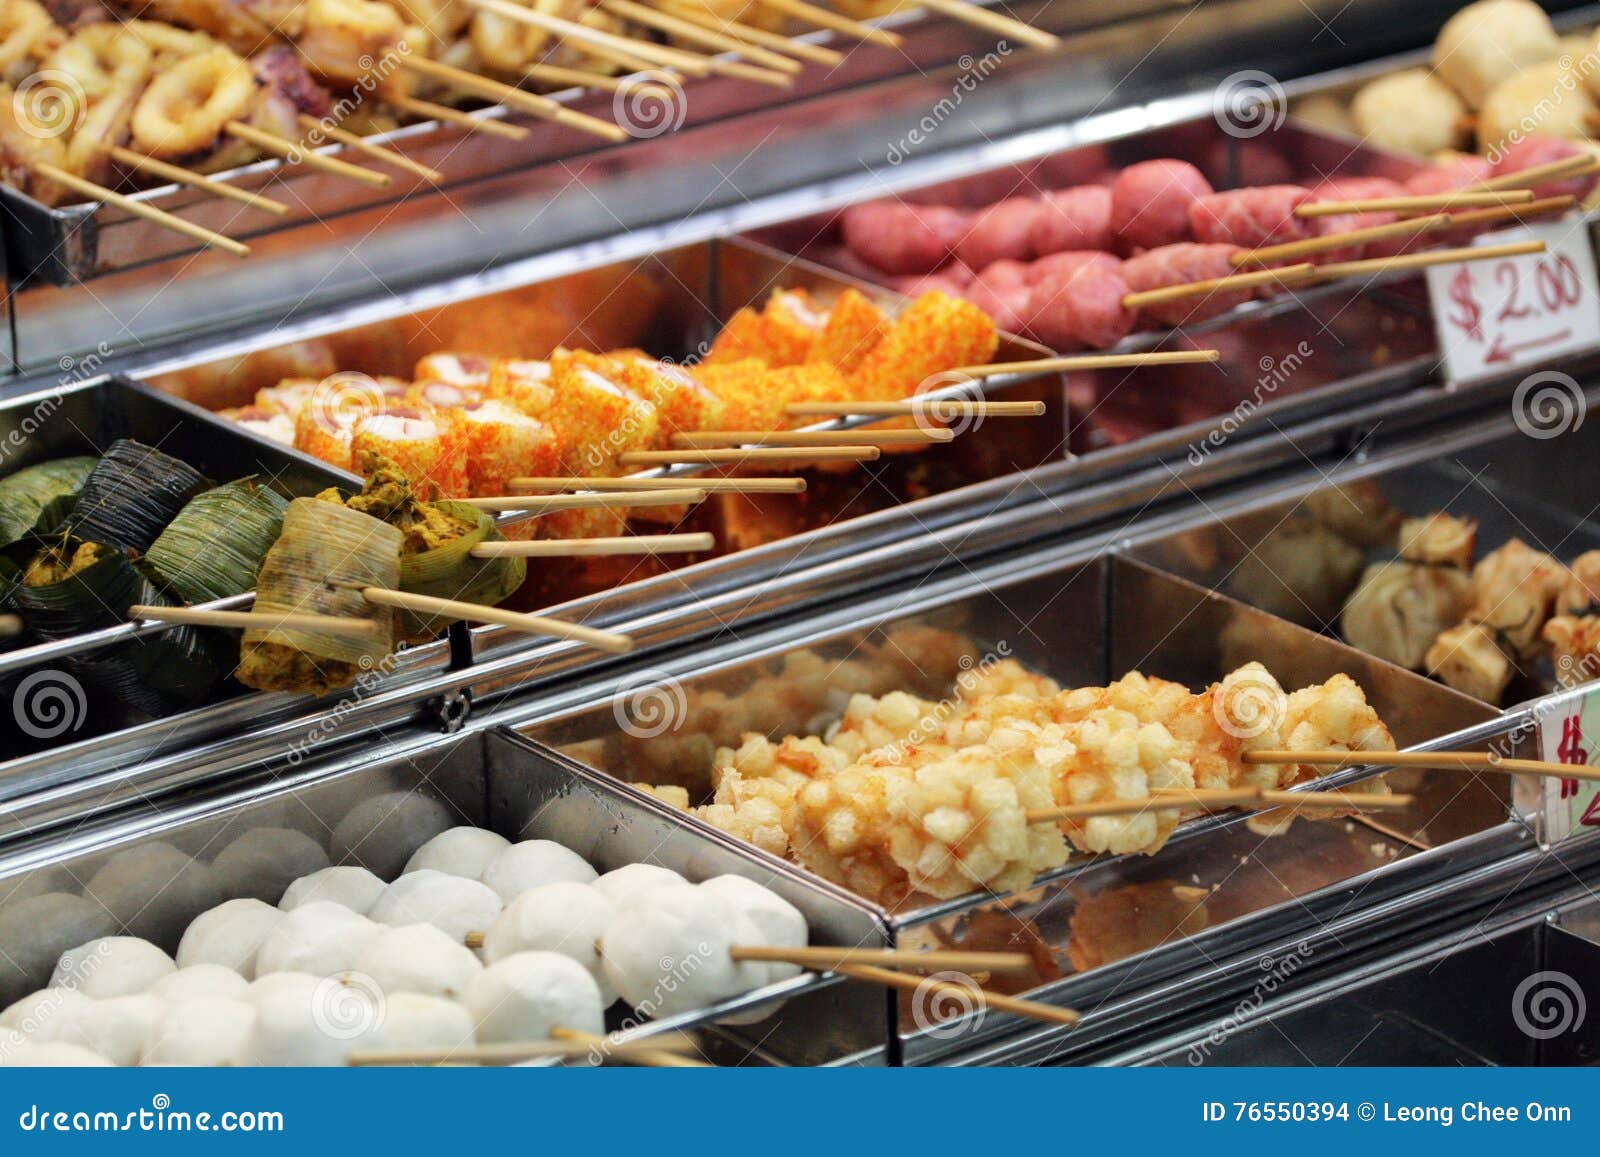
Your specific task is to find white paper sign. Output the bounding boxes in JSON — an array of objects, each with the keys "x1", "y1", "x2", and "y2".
[
  {"x1": 1427, "y1": 220, "x2": 1600, "y2": 383},
  {"x1": 1536, "y1": 691, "x2": 1600, "y2": 843}
]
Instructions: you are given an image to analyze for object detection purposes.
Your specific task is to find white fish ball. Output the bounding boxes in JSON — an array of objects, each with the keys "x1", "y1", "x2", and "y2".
[
  {"x1": 464, "y1": 952, "x2": 604, "y2": 1044},
  {"x1": 482, "y1": 883, "x2": 615, "y2": 1003},
  {"x1": 279, "y1": 867, "x2": 386, "y2": 915},
  {"x1": 52, "y1": 937, "x2": 176, "y2": 998},
  {"x1": 84, "y1": 843, "x2": 218, "y2": 947},
  {"x1": 143, "y1": 997, "x2": 256, "y2": 1066},
  {"x1": 368, "y1": 870, "x2": 501, "y2": 943},
  {"x1": 591, "y1": 863, "x2": 690, "y2": 906},
  {"x1": 600, "y1": 888, "x2": 768, "y2": 1018},
  {"x1": 148, "y1": 964, "x2": 249, "y2": 1003},
  {"x1": 176, "y1": 899, "x2": 283, "y2": 979},
  {"x1": 0, "y1": 893, "x2": 118, "y2": 999},
  {"x1": 359, "y1": 993, "x2": 475, "y2": 1056},
  {"x1": 479, "y1": 840, "x2": 597, "y2": 902},
  {"x1": 698, "y1": 876, "x2": 808, "y2": 980},
  {"x1": 211, "y1": 828, "x2": 330, "y2": 904},
  {"x1": 246, "y1": 972, "x2": 320, "y2": 1005},
  {"x1": 54, "y1": 994, "x2": 166, "y2": 1067},
  {"x1": 330, "y1": 792, "x2": 453, "y2": 879},
  {"x1": 352, "y1": 924, "x2": 482, "y2": 1000},
  {"x1": 254, "y1": 902, "x2": 380, "y2": 977},
  {"x1": 0, "y1": 1041, "x2": 112, "y2": 1066},
  {"x1": 0, "y1": 988, "x2": 93, "y2": 1040},
  {"x1": 245, "y1": 980, "x2": 377, "y2": 1066},
  {"x1": 403, "y1": 827, "x2": 510, "y2": 879}
]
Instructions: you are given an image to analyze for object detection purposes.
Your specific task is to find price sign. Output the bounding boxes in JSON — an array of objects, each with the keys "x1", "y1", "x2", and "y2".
[
  {"x1": 1536, "y1": 691, "x2": 1600, "y2": 843},
  {"x1": 1427, "y1": 220, "x2": 1600, "y2": 383}
]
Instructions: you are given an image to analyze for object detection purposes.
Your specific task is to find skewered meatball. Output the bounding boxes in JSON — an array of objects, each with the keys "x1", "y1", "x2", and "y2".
[
  {"x1": 1480, "y1": 64, "x2": 1596, "y2": 155},
  {"x1": 482, "y1": 882, "x2": 616, "y2": 1003},
  {"x1": 329, "y1": 791, "x2": 454, "y2": 880},
  {"x1": 254, "y1": 901, "x2": 381, "y2": 977},
  {"x1": 54, "y1": 994, "x2": 167, "y2": 1066},
  {"x1": 599, "y1": 888, "x2": 769, "y2": 1017},
  {"x1": 211, "y1": 827, "x2": 331, "y2": 904},
  {"x1": 591, "y1": 863, "x2": 690, "y2": 906},
  {"x1": 839, "y1": 201, "x2": 969, "y2": 274},
  {"x1": 465, "y1": 951, "x2": 605, "y2": 1044},
  {"x1": 148, "y1": 964, "x2": 250, "y2": 1003},
  {"x1": 279, "y1": 866, "x2": 386, "y2": 915},
  {"x1": 368, "y1": 870, "x2": 502, "y2": 944},
  {"x1": 1110, "y1": 160, "x2": 1213, "y2": 251},
  {"x1": 52, "y1": 937, "x2": 176, "y2": 998},
  {"x1": 697, "y1": 876, "x2": 807, "y2": 980},
  {"x1": 1434, "y1": 0, "x2": 1560, "y2": 108},
  {"x1": 0, "y1": 988, "x2": 93, "y2": 1040},
  {"x1": 351, "y1": 924, "x2": 482, "y2": 1000},
  {"x1": 478, "y1": 840, "x2": 598, "y2": 903},
  {"x1": 1028, "y1": 185, "x2": 1114, "y2": 255},
  {"x1": 1350, "y1": 69, "x2": 1469, "y2": 156},
  {"x1": 176, "y1": 899, "x2": 284, "y2": 979},
  {"x1": 143, "y1": 997, "x2": 257, "y2": 1066},
  {"x1": 1025, "y1": 265, "x2": 1136, "y2": 351},
  {"x1": 402, "y1": 827, "x2": 511, "y2": 879},
  {"x1": 954, "y1": 197, "x2": 1041, "y2": 269},
  {"x1": 1188, "y1": 186, "x2": 1316, "y2": 249},
  {"x1": 246, "y1": 981, "x2": 375, "y2": 1066},
  {"x1": 359, "y1": 992, "x2": 475, "y2": 1057},
  {"x1": 1490, "y1": 134, "x2": 1599, "y2": 199},
  {"x1": 1120, "y1": 243, "x2": 1251, "y2": 327}
]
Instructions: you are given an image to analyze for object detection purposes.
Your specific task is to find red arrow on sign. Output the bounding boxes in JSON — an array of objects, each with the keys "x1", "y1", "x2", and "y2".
[{"x1": 1485, "y1": 328, "x2": 1573, "y2": 364}]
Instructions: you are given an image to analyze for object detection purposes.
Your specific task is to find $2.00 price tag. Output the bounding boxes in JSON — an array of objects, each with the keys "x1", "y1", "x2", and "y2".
[
  {"x1": 1426, "y1": 220, "x2": 1600, "y2": 383},
  {"x1": 1536, "y1": 691, "x2": 1600, "y2": 842}
]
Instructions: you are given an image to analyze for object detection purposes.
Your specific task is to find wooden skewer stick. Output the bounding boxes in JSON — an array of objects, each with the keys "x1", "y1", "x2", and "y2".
[
  {"x1": 753, "y1": 0, "x2": 903, "y2": 46},
  {"x1": 547, "y1": 1027, "x2": 708, "y2": 1068},
  {"x1": 33, "y1": 164, "x2": 248, "y2": 257},
  {"x1": 1244, "y1": 748, "x2": 1600, "y2": 784},
  {"x1": 460, "y1": 0, "x2": 714, "y2": 76},
  {"x1": 1229, "y1": 213, "x2": 1454, "y2": 266},
  {"x1": 391, "y1": 94, "x2": 532, "y2": 140},
  {"x1": 522, "y1": 62, "x2": 675, "y2": 98},
  {"x1": 555, "y1": 37, "x2": 680, "y2": 76},
  {"x1": 126, "y1": 605, "x2": 378, "y2": 636},
  {"x1": 1310, "y1": 239, "x2": 1545, "y2": 282},
  {"x1": 399, "y1": 56, "x2": 631, "y2": 141},
  {"x1": 786, "y1": 399, "x2": 1045, "y2": 417},
  {"x1": 727, "y1": 946, "x2": 1036, "y2": 973},
  {"x1": 105, "y1": 146, "x2": 289, "y2": 215},
  {"x1": 511, "y1": 475, "x2": 806, "y2": 493},
  {"x1": 1147, "y1": 787, "x2": 1270, "y2": 808},
  {"x1": 1120, "y1": 262, "x2": 1316, "y2": 309},
  {"x1": 296, "y1": 114, "x2": 443, "y2": 183},
  {"x1": 471, "y1": 532, "x2": 715, "y2": 558},
  {"x1": 1294, "y1": 190, "x2": 1534, "y2": 217},
  {"x1": 671, "y1": 428, "x2": 954, "y2": 447},
  {"x1": 1258, "y1": 789, "x2": 1412, "y2": 810},
  {"x1": 600, "y1": 0, "x2": 802, "y2": 72},
  {"x1": 451, "y1": 488, "x2": 706, "y2": 512},
  {"x1": 347, "y1": 1036, "x2": 700, "y2": 1066},
  {"x1": 834, "y1": 963, "x2": 1081, "y2": 1028},
  {"x1": 347, "y1": 586, "x2": 634, "y2": 652},
  {"x1": 1474, "y1": 153, "x2": 1600, "y2": 192},
  {"x1": 916, "y1": 0, "x2": 1060, "y2": 50},
  {"x1": 223, "y1": 122, "x2": 391, "y2": 188},
  {"x1": 942, "y1": 349, "x2": 1221, "y2": 377},
  {"x1": 656, "y1": 0, "x2": 845, "y2": 64},
  {"x1": 1445, "y1": 194, "x2": 1577, "y2": 230},
  {"x1": 620, "y1": 446, "x2": 881, "y2": 465}
]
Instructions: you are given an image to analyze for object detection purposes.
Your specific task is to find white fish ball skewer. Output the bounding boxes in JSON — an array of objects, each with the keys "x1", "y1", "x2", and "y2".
[
  {"x1": 143, "y1": 997, "x2": 257, "y2": 1066},
  {"x1": 54, "y1": 994, "x2": 167, "y2": 1066},
  {"x1": 176, "y1": 899, "x2": 283, "y2": 979},
  {"x1": 404, "y1": 828, "x2": 510, "y2": 879},
  {"x1": 352, "y1": 925, "x2": 482, "y2": 1000},
  {"x1": 481, "y1": 883, "x2": 616, "y2": 1003},
  {"x1": 368, "y1": 871, "x2": 501, "y2": 944},
  {"x1": 0, "y1": 988, "x2": 93, "y2": 1040},
  {"x1": 279, "y1": 867, "x2": 386, "y2": 915},
  {"x1": 600, "y1": 889, "x2": 769, "y2": 1019},
  {"x1": 478, "y1": 840, "x2": 597, "y2": 902},
  {"x1": 254, "y1": 902, "x2": 380, "y2": 977},
  {"x1": 464, "y1": 952, "x2": 604, "y2": 1044},
  {"x1": 148, "y1": 964, "x2": 250, "y2": 1002},
  {"x1": 52, "y1": 937, "x2": 176, "y2": 998},
  {"x1": 359, "y1": 993, "x2": 475, "y2": 1057},
  {"x1": 591, "y1": 863, "x2": 690, "y2": 905}
]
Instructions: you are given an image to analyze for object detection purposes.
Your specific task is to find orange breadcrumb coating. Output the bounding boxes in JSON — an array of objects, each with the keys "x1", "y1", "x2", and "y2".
[
  {"x1": 545, "y1": 351, "x2": 661, "y2": 475},
  {"x1": 693, "y1": 360, "x2": 849, "y2": 432},
  {"x1": 704, "y1": 289, "x2": 825, "y2": 367},
  {"x1": 349, "y1": 407, "x2": 470, "y2": 499},
  {"x1": 808, "y1": 289, "x2": 889, "y2": 373},
  {"x1": 487, "y1": 358, "x2": 558, "y2": 418},
  {"x1": 848, "y1": 292, "x2": 998, "y2": 401},
  {"x1": 616, "y1": 356, "x2": 726, "y2": 442},
  {"x1": 453, "y1": 399, "x2": 563, "y2": 497}
]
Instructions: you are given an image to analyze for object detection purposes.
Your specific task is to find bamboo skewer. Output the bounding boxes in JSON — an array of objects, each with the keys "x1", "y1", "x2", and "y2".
[
  {"x1": 942, "y1": 350, "x2": 1221, "y2": 377},
  {"x1": 1229, "y1": 213, "x2": 1454, "y2": 266},
  {"x1": 785, "y1": 399, "x2": 1045, "y2": 417},
  {"x1": 511, "y1": 475, "x2": 806, "y2": 493},
  {"x1": 556, "y1": 37, "x2": 679, "y2": 75},
  {"x1": 1120, "y1": 262, "x2": 1316, "y2": 309},
  {"x1": 1294, "y1": 190, "x2": 1534, "y2": 217},
  {"x1": 620, "y1": 446, "x2": 881, "y2": 465},
  {"x1": 658, "y1": 0, "x2": 845, "y2": 64},
  {"x1": 547, "y1": 1027, "x2": 708, "y2": 1068},
  {"x1": 345, "y1": 586, "x2": 634, "y2": 652},
  {"x1": 471, "y1": 532, "x2": 715, "y2": 558},
  {"x1": 105, "y1": 147, "x2": 290, "y2": 215},
  {"x1": 727, "y1": 946, "x2": 1036, "y2": 973},
  {"x1": 33, "y1": 163, "x2": 248, "y2": 257},
  {"x1": 1474, "y1": 153, "x2": 1600, "y2": 192},
  {"x1": 460, "y1": 0, "x2": 714, "y2": 76},
  {"x1": 522, "y1": 61, "x2": 675, "y2": 98},
  {"x1": 126, "y1": 605, "x2": 378, "y2": 636},
  {"x1": 1310, "y1": 239, "x2": 1545, "y2": 282},
  {"x1": 399, "y1": 55, "x2": 631, "y2": 141},
  {"x1": 1243, "y1": 749, "x2": 1600, "y2": 784},
  {"x1": 670, "y1": 428, "x2": 953, "y2": 447},
  {"x1": 834, "y1": 963, "x2": 1081, "y2": 1028},
  {"x1": 753, "y1": 0, "x2": 903, "y2": 46},
  {"x1": 391, "y1": 94, "x2": 532, "y2": 140},
  {"x1": 297, "y1": 115, "x2": 443, "y2": 183},
  {"x1": 453, "y1": 488, "x2": 706, "y2": 512},
  {"x1": 222, "y1": 122, "x2": 391, "y2": 188},
  {"x1": 600, "y1": 0, "x2": 802, "y2": 72},
  {"x1": 915, "y1": 0, "x2": 1060, "y2": 50},
  {"x1": 1445, "y1": 194, "x2": 1577, "y2": 230}
]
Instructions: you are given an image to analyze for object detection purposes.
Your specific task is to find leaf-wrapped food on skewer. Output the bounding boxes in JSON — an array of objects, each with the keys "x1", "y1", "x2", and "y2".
[
  {"x1": 63, "y1": 440, "x2": 208, "y2": 554},
  {"x1": 9, "y1": 540, "x2": 226, "y2": 714},
  {"x1": 145, "y1": 478, "x2": 290, "y2": 605},
  {"x1": 236, "y1": 498, "x2": 402, "y2": 696},
  {"x1": 0, "y1": 457, "x2": 98, "y2": 548}
]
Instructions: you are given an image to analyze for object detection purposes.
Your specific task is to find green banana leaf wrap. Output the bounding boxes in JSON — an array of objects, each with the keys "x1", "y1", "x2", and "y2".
[
  {"x1": 237, "y1": 498, "x2": 402, "y2": 697},
  {"x1": 145, "y1": 479, "x2": 289, "y2": 605},
  {"x1": 0, "y1": 457, "x2": 97, "y2": 549},
  {"x1": 397, "y1": 501, "x2": 526, "y2": 641},
  {"x1": 64, "y1": 440, "x2": 208, "y2": 554},
  {"x1": 9, "y1": 541, "x2": 226, "y2": 715}
]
